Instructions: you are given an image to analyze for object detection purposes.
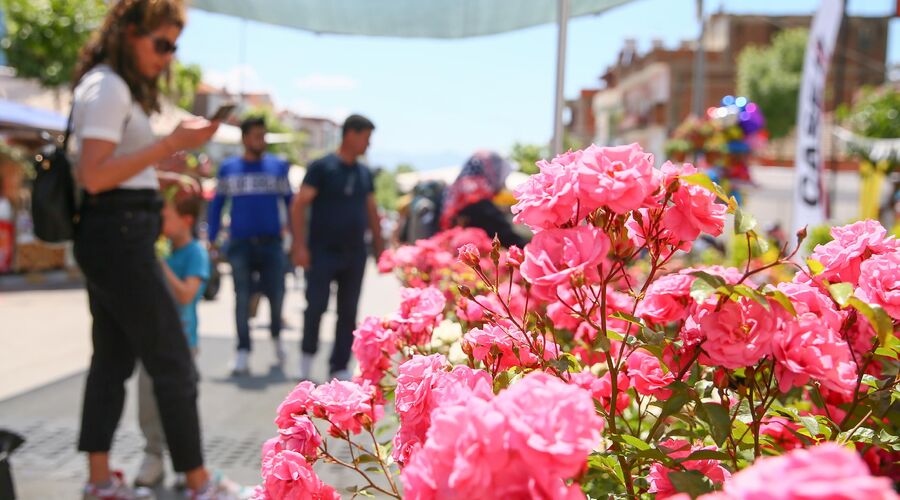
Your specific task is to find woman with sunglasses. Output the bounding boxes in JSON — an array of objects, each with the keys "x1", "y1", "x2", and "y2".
[{"x1": 71, "y1": 1, "x2": 238, "y2": 499}]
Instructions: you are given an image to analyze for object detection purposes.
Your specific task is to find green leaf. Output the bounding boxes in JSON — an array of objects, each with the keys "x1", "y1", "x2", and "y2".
[
  {"x1": 874, "y1": 346, "x2": 899, "y2": 360},
  {"x1": 668, "y1": 470, "x2": 715, "y2": 497},
  {"x1": 806, "y1": 258, "x2": 825, "y2": 276},
  {"x1": 847, "y1": 297, "x2": 894, "y2": 346},
  {"x1": 752, "y1": 233, "x2": 771, "y2": 255},
  {"x1": 764, "y1": 287, "x2": 798, "y2": 316},
  {"x1": 699, "y1": 402, "x2": 733, "y2": 447},
  {"x1": 353, "y1": 454, "x2": 379, "y2": 466},
  {"x1": 827, "y1": 282, "x2": 854, "y2": 307},
  {"x1": 659, "y1": 383, "x2": 692, "y2": 419},
  {"x1": 690, "y1": 278, "x2": 716, "y2": 303},
  {"x1": 799, "y1": 415, "x2": 820, "y2": 437},
  {"x1": 689, "y1": 271, "x2": 727, "y2": 289},
  {"x1": 619, "y1": 434, "x2": 651, "y2": 451},
  {"x1": 734, "y1": 206, "x2": 758, "y2": 234},
  {"x1": 680, "y1": 173, "x2": 731, "y2": 206},
  {"x1": 611, "y1": 311, "x2": 644, "y2": 327},
  {"x1": 683, "y1": 449, "x2": 731, "y2": 461},
  {"x1": 732, "y1": 284, "x2": 771, "y2": 311}
]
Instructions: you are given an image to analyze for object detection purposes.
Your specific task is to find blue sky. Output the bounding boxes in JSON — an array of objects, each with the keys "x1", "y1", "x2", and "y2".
[{"x1": 176, "y1": 0, "x2": 899, "y2": 170}]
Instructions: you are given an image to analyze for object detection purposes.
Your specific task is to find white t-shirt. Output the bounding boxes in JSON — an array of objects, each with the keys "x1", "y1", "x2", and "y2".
[{"x1": 71, "y1": 64, "x2": 159, "y2": 190}]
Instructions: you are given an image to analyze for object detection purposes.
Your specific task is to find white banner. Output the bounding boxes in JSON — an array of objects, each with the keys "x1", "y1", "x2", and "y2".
[{"x1": 792, "y1": 0, "x2": 844, "y2": 239}]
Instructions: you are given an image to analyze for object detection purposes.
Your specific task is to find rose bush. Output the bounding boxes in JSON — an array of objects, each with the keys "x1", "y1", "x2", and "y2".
[{"x1": 252, "y1": 143, "x2": 899, "y2": 499}]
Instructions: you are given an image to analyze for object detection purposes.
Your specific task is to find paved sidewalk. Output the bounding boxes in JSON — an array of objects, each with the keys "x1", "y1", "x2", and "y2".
[{"x1": 0, "y1": 262, "x2": 404, "y2": 498}]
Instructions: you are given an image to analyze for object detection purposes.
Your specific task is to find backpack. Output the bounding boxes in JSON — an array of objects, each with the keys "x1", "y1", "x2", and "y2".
[{"x1": 31, "y1": 111, "x2": 77, "y2": 243}]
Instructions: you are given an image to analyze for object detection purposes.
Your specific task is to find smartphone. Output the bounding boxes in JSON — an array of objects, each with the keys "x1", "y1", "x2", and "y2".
[{"x1": 209, "y1": 102, "x2": 237, "y2": 121}]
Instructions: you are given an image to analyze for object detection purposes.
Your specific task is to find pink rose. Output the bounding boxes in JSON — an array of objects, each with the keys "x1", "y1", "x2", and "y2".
[
  {"x1": 401, "y1": 372, "x2": 596, "y2": 500},
  {"x1": 520, "y1": 226, "x2": 610, "y2": 301},
  {"x1": 498, "y1": 372, "x2": 603, "y2": 479},
  {"x1": 810, "y1": 220, "x2": 900, "y2": 285},
  {"x1": 647, "y1": 439, "x2": 731, "y2": 498},
  {"x1": 777, "y1": 281, "x2": 846, "y2": 331},
  {"x1": 462, "y1": 324, "x2": 560, "y2": 370},
  {"x1": 351, "y1": 316, "x2": 398, "y2": 386},
  {"x1": 277, "y1": 415, "x2": 321, "y2": 461},
  {"x1": 661, "y1": 182, "x2": 727, "y2": 242},
  {"x1": 512, "y1": 151, "x2": 583, "y2": 231},
  {"x1": 261, "y1": 450, "x2": 339, "y2": 500},
  {"x1": 773, "y1": 312, "x2": 858, "y2": 396},
  {"x1": 275, "y1": 381, "x2": 315, "y2": 429},
  {"x1": 400, "y1": 398, "x2": 516, "y2": 498},
  {"x1": 457, "y1": 243, "x2": 481, "y2": 267},
  {"x1": 570, "y1": 369, "x2": 631, "y2": 415},
  {"x1": 309, "y1": 379, "x2": 382, "y2": 435},
  {"x1": 507, "y1": 245, "x2": 525, "y2": 267},
  {"x1": 759, "y1": 416, "x2": 803, "y2": 451},
  {"x1": 626, "y1": 208, "x2": 691, "y2": 257},
  {"x1": 698, "y1": 298, "x2": 776, "y2": 369},
  {"x1": 719, "y1": 443, "x2": 897, "y2": 500},
  {"x1": 393, "y1": 287, "x2": 447, "y2": 345},
  {"x1": 377, "y1": 249, "x2": 396, "y2": 273},
  {"x1": 577, "y1": 143, "x2": 657, "y2": 214},
  {"x1": 430, "y1": 364, "x2": 494, "y2": 409},
  {"x1": 626, "y1": 349, "x2": 676, "y2": 399},
  {"x1": 392, "y1": 355, "x2": 450, "y2": 460},
  {"x1": 856, "y1": 251, "x2": 900, "y2": 319},
  {"x1": 637, "y1": 272, "x2": 696, "y2": 325}
]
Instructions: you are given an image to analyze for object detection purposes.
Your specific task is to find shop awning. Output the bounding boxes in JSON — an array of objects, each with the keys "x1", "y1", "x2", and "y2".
[
  {"x1": 190, "y1": 0, "x2": 636, "y2": 39},
  {"x1": 0, "y1": 99, "x2": 66, "y2": 133},
  {"x1": 189, "y1": 0, "x2": 640, "y2": 154}
]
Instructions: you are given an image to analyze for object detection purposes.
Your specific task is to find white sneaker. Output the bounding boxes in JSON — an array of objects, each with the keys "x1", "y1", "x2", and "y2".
[
  {"x1": 274, "y1": 339, "x2": 286, "y2": 365},
  {"x1": 133, "y1": 453, "x2": 164, "y2": 488},
  {"x1": 330, "y1": 369, "x2": 352, "y2": 381},
  {"x1": 84, "y1": 471, "x2": 154, "y2": 500},
  {"x1": 298, "y1": 353, "x2": 315, "y2": 381},
  {"x1": 231, "y1": 349, "x2": 250, "y2": 376},
  {"x1": 188, "y1": 472, "x2": 246, "y2": 500}
]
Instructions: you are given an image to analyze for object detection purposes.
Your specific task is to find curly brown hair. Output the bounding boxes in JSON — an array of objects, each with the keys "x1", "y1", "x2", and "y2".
[{"x1": 73, "y1": 0, "x2": 186, "y2": 114}]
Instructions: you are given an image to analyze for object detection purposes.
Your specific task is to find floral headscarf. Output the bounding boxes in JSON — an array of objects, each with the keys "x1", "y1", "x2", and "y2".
[{"x1": 439, "y1": 150, "x2": 511, "y2": 229}]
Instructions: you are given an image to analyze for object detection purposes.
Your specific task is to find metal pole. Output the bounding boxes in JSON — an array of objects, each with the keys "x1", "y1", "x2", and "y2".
[
  {"x1": 552, "y1": 0, "x2": 570, "y2": 156},
  {"x1": 691, "y1": 0, "x2": 705, "y2": 116},
  {"x1": 828, "y1": 3, "x2": 849, "y2": 219}
]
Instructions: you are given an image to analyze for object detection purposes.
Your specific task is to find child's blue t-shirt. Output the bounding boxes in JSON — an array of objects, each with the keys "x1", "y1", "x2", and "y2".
[{"x1": 166, "y1": 239, "x2": 210, "y2": 348}]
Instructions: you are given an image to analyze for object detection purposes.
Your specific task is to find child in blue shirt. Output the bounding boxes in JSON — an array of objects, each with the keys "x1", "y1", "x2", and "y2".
[{"x1": 135, "y1": 177, "x2": 210, "y2": 489}]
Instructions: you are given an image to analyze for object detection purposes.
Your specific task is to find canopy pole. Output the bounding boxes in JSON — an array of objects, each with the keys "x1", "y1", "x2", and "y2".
[{"x1": 551, "y1": 0, "x2": 570, "y2": 156}]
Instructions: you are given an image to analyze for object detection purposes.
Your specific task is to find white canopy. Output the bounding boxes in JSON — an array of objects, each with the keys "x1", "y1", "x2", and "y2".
[
  {"x1": 191, "y1": 0, "x2": 636, "y2": 39},
  {"x1": 189, "y1": 0, "x2": 640, "y2": 154}
]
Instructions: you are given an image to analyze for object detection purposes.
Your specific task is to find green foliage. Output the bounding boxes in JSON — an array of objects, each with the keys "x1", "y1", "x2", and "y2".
[
  {"x1": 162, "y1": 60, "x2": 202, "y2": 112},
  {"x1": 374, "y1": 169, "x2": 399, "y2": 211},
  {"x1": 803, "y1": 223, "x2": 834, "y2": 254},
  {"x1": 843, "y1": 86, "x2": 900, "y2": 141},
  {"x1": 395, "y1": 163, "x2": 416, "y2": 175},
  {"x1": 1, "y1": 0, "x2": 106, "y2": 87},
  {"x1": 510, "y1": 142, "x2": 544, "y2": 175},
  {"x1": 737, "y1": 28, "x2": 808, "y2": 140}
]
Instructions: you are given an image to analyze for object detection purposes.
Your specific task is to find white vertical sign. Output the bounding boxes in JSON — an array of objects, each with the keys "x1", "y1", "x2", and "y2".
[{"x1": 793, "y1": 0, "x2": 844, "y2": 239}]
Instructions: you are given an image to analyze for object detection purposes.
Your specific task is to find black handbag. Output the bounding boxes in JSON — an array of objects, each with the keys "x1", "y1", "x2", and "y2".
[{"x1": 31, "y1": 110, "x2": 77, "y2": 243}]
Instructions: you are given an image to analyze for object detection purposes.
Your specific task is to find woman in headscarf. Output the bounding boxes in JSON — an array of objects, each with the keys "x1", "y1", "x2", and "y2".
[{"x1": 440, "y1": 151, "x2": 528, "y2": 247}]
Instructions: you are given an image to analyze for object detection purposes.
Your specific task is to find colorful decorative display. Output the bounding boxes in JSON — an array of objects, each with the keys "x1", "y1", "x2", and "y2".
[{"x1": 666, "y1": 96, "x2": 768, "y2": 204}]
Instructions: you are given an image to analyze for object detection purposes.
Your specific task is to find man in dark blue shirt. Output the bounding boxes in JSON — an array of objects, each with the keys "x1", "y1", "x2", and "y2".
[
  {"x1": 290, "y1": 114, "x2": 383, "y2": 381},
  {"x1": 208, "y1": 116, "x2": 292, "y2": 375}
]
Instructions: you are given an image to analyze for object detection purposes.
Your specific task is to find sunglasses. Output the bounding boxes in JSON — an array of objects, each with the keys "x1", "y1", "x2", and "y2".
[{"x1": 151, "y1": 36, "x2": 177, "y2": 55}]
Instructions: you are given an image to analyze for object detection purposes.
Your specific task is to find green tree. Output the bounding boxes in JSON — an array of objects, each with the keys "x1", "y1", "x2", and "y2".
[
  {"x1": 510, "y1": 142, "x2": 545, "y2": 175},
  {"x1": 396, "y1": 163, "x2": 416, "y2": 174},
  {"x1": 737, "y1": 28, "x2": 808, "y2": 140},
  {"x1": 374, "y1": 169, "x2": 399, "y2": 211},
  {"x1": 0, "y1": 0, "x2": 106, "y2": 87},
  {"x1": 162, "y1": 61, "x2": 202, "y2": 112}
]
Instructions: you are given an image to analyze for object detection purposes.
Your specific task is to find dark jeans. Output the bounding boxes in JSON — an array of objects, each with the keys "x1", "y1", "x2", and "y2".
[
  {"x1": 302, "y1": 246, "x2": 367, "y2": 374},
  {"x1": 227, "y1": 236, "x2": 285, "y2": 352},
  {"x1": 73, "y1": 190, "x2": 202, "y2": 472}
]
